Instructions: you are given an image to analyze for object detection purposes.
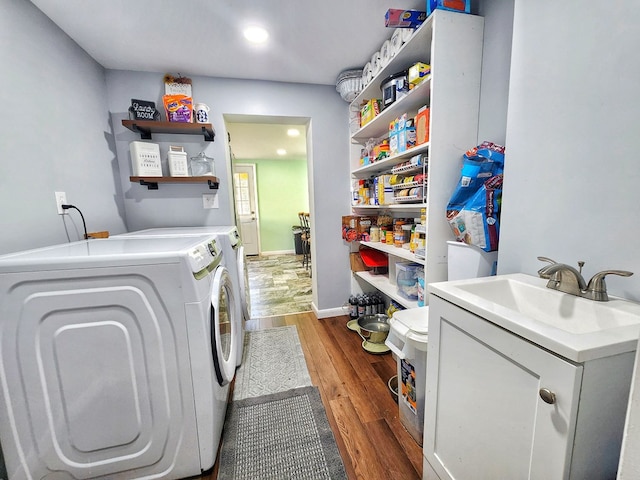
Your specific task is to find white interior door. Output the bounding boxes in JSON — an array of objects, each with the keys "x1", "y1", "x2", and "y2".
[{"x1": 233, "y1": 164, "x2": 260, "y2": 255}]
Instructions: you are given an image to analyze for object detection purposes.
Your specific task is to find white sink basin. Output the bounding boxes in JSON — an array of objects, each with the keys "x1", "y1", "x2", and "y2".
[{"x1": 428, "y1": 273, "x2": 640, "y2": 362}]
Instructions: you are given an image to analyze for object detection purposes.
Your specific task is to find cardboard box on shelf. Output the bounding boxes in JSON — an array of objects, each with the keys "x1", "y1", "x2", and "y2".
[
  {"x1": 361, "y1": 99, "x2": 382, "y2": 127},
  {"x1": 342, "y1": 215, "x2": 376, "y2": 242},
  {"x1": 426, "y1": 0, "x2": 471, "y2": 16},
  {"x1": 350, "y1": 252, "x2": 370, "y2": 272},
  {"x1": 408, "y1": 63, "x2": 431, "y2": 86},
  {"x1": 375, "y1": 174, "x2": 395, "y2": 205},
  {"x1": 390, "y1": 114, "x2": 416, "y2": 154},
  {"x1": 416, "y1": 106, "x2": 430, "y2": 145},
  {"x1": 385, "y1": 9, "x2": 427, "y2": 28}
]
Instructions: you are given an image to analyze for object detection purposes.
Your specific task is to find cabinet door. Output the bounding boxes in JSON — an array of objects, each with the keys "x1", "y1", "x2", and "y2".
[{"x1": 424, "y1": 295, "x2": 583, "y2": 480}]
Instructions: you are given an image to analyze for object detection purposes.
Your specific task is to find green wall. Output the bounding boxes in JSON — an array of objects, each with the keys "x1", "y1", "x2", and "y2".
[{"x1": 236, "y1": 158, "x2": 309, "y2": 253}]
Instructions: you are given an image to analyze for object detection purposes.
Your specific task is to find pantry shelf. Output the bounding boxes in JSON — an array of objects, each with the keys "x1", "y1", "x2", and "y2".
[
  {"x1": 351, "y1": 203, "x2": 426, "y2": 211},
  {"x1": 130, "y1": 176, "x2": 219, "y2": 190},
  {"x1": 355, "y1": 271, "x2": 419, "y2": 309},
  {"x1": 346, "y1": 10, "x2": 484, "y2": 309},
  {"x1": 351, "y1": 143, "x2": 429, "y2": 178},
  {"x1": 122, "y1": 120, "x2": 215, "y2": 141},
  {"x1": 360, "y1": 241, "x2": 425, "y2": 265},
  {"x1": 352, "y1": 78, "x2": 431, "y2": 143}
]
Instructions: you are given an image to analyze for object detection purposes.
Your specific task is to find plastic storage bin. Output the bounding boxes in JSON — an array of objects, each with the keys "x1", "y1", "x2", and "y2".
[
  {"x1": 396, "y1": 262, "x2": 421, "y2": 300},
  {"x1": 446, "y1": 240, "x2": 497, "y2": 280},
  {"x1": 385, "y1": 307, "x2": 429, "y2": 445}
]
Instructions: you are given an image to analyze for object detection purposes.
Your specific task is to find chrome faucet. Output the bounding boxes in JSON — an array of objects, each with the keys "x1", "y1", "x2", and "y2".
[
  {"x1": 537, "y1": 257, "x2": 633, "y2": 301},
  {"x1": 538, "y1": 260, "x2": 588, "y2": 296},
  {"x1": 537, "y1": 257, "x2": 557, "y2": 279}
]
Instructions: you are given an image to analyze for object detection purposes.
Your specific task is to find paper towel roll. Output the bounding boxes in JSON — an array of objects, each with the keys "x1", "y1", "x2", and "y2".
[
  {"x1": 390, "y1": 31, "x2": 402, "y2": 57},
  {"x1": 380, "y1": 40, "x2": 391, "y2": 68},
  {"x1": 370, "y1": 51, "x2": 381, "y2": 76},
  {"x1": 401, "y1": 27, "x2": 414, "y2": 43},
  {"x1": 362, "y1": 62, "x2": 371, "y2": 87}
]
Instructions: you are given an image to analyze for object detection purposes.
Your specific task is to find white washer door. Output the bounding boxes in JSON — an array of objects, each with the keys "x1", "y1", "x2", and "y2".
[
  {"x1": 210, "y1": 266, "x2": 237, "y2": 385},
  {"x1": 237, "y1": 244, "x2": 251, "y2": 320}
]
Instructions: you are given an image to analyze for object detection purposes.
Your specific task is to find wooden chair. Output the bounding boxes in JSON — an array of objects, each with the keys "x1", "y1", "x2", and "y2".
[{"x1": 298, "y1": 212, "x2": 311, "y2": 272}]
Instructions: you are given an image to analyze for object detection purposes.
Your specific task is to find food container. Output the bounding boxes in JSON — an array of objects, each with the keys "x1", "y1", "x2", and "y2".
[
  {"x1": 401, "y1": 224, "x2": 413, "y2": 248},
  {"x1": 357, "y1": 314, "x2": 390, "y2": 344},
  {"x1": 396, "y1": 262, "x2": 421, "y2": 300},
  {"x1": 381, "y1": 70, "x2": 409, "y2": 110},
  {"x1": 189, "y1": 152, "x2": 215, "y2": 176},
  {"x1": 167, "y1": 145, "x2": 188, "y2": 177}
]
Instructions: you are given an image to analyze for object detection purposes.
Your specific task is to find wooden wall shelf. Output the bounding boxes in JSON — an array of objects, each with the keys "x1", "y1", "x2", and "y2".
[
  {"x1": 130, "y1": 176, "x2": 219, "y2": 190},
  {"x1": 122, "y1": 120, "x2": 215, "y2": 141}
]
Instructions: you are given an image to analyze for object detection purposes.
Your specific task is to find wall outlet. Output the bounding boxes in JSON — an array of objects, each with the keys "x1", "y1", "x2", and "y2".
[
  {"x1": 54, "y1": 191, "x2": 67, "y2": 215},
  {"x1": 202, "y1": 193, "x2": 218, "y2": 209}
]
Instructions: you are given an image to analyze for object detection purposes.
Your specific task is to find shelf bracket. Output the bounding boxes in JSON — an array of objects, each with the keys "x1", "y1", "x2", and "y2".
[
  {"x1": 139, "y1": 180, "x2": 159, "y2": 190},
  {"x1": 207, "y1": 180, "x2": 219, "y2": 189},
  {"x1": 202, "y1": 126, "x2": 215, "y2": 142},
  {"x1": 130, "y1": 123, "x2": 152, "y2": 140}
]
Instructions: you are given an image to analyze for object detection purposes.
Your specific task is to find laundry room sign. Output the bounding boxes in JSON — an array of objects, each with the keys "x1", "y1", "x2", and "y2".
[{"x1": 129, "y1": 98, "x2": 160, "y2": 121}]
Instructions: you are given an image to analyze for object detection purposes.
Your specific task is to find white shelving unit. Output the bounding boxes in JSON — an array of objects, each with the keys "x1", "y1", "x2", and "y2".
[{"x1": 349, "y1": 10, "x2": 485, "y2": 309}]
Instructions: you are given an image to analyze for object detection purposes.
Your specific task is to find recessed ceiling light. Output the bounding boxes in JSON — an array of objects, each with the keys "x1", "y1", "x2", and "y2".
[
  {"x1": 243, "y1": 26, "x2": 269, "y2": 44},
  {"x1": 277, "y1": 148, "x2": 287, "y2": 156},
  {"x1": 287, "y1": 128, "x2": 300, "y2": 137}
]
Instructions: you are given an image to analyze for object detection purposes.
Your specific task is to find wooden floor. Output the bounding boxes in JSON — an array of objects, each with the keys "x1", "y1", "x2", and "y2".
[{"x1": 198, "y1": 312, "x2": 423, "y2": 480}]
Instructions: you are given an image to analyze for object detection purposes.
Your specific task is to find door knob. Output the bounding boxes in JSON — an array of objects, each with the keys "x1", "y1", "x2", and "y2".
[{"x1": 539, "y1": 388, "x2": 556, "y2": 404}]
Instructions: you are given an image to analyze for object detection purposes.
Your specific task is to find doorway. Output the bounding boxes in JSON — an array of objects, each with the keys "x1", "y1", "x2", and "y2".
[
  {"x1": 224, "y1": 115, "x2": 309, "y2": 255},
  {"x1": 233, "y1": 164, "x2": 260, "y2": 256}
]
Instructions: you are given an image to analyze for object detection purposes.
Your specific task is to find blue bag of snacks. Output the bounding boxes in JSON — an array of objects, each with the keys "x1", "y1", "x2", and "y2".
[{"x1": 446, "y1": 142, "x2": 505, "y2": 252}]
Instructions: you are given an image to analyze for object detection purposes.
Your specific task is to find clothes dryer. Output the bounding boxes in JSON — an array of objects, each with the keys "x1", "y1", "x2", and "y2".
[
  {"x1": 0, "y1": 236, "x2": 237, "y2": 480},
  {"x1": 116, "y1": 226, "x2": 249, "y2": 367}
]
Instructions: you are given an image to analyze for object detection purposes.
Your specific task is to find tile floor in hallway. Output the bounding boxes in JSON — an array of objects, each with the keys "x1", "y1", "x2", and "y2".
[{"x1": 246, "y1": 253, "x2": 312, "y2": 318}]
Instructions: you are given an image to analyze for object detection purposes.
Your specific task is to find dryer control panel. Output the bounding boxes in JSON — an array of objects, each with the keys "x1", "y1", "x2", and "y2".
[{"x1": 188, "y1": 239, "x2": 221, "y2": 279}]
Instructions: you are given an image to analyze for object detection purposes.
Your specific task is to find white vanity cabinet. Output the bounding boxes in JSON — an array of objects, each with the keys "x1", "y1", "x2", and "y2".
[{"x1": 423, "y1": 293, "x2": 636, "y2": 480}]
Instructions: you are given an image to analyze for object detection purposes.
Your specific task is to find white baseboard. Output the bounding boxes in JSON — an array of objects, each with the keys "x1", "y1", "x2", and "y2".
[
  {"x1": 312, "y1": 303, "x2": 350, "y2": 319},
  {"x1": 260, "y1": 249, "x2": 295, "y2": 256}
]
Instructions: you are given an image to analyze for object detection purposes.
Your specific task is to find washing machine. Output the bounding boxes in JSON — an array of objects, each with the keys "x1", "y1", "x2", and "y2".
[
  {"x1": 116, "y1": 226, "x2": 249, "y2": 367},
  {"x1": 0, "y1": 235, "x2": 238, "y2": 480}
]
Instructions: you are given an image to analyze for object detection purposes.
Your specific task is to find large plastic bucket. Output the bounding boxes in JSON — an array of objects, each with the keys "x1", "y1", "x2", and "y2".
[{"x1": 385, "y1": 307, "x2": 428, "y2": 446}]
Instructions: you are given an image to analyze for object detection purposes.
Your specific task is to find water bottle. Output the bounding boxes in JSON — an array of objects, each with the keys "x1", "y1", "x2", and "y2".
[
  {"x1": 365, "y1": 294, "x2": 373, "y2": 315},
  {"x1": 357, "y1": 295, "x2": 366, "y2": 318},
  {"x1": 348, "y1": 295, "x2": 358, "y2": 319}
]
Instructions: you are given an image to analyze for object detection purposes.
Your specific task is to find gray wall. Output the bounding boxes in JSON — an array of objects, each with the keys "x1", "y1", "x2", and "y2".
[
  {"x1": 105, "y1": 71, "x2": 350, "y2": 313},
  {"x1": 0, "y1": 0, "x2": 352, "y2": 314},
  {"x1": 477, "y1": 0, "x2": 513, "y2": 146},
  {"x1": 497, "y1": 0, "x2": 640, "y2": 302},
  {"x1": 0, "y1": 0, "x2": 127, "y2": 254}
]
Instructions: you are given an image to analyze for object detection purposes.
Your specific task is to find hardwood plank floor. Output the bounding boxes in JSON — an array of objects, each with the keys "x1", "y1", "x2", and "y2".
[{"x1": 198, "y1": 312, "x2": 423, "y2": 479}]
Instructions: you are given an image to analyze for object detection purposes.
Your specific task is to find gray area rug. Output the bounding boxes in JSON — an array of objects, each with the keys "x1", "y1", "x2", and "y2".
[
  {"x1": 233, "y1": 325, "x2": 312, "y2": 401},
  {"x1": 219, "y1": 386, "x2": 347, "y2": 480}
]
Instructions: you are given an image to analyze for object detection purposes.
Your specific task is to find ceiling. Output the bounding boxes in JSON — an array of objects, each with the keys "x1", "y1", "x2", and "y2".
[
  {"x1": 28, "y1": 0, "x2": 423, "y2": 160},
  {"x1": 28, "y1": 0, "x2": 424, "y2": 85},
  {"x1": 225, "y1": 116, "x2": 307, "y2": 161}
]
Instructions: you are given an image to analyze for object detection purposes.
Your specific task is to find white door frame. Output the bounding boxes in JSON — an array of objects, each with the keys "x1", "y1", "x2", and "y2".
[{"x1": 233, "y1": 163, "x2": 260, "y2": 255}]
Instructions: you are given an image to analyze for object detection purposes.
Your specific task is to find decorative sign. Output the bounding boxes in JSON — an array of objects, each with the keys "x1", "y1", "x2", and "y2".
[
  {"x1": 129, "y1": 99, "x2": 160, "y2": 121},
  {"x1": 163, "y1": 74, "x2": 193, "y2": 97}
]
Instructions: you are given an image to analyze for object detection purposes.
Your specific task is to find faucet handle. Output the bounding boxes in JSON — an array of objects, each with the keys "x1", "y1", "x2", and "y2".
[
  {"x1": 585, "y1": 270, "x2": 634, "y2": 302},
  {"x1": 537, "y1": 256, "x2": 557, "y2": 279},
  {"x1": 537, "y1": 256, "x2": 556, "y2": 264}
]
